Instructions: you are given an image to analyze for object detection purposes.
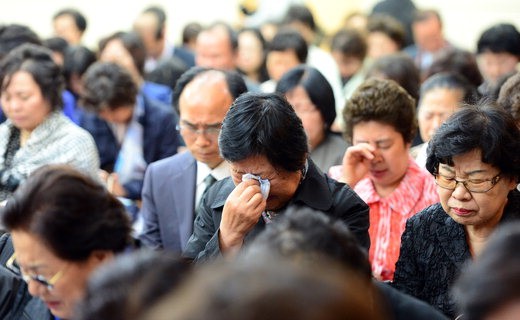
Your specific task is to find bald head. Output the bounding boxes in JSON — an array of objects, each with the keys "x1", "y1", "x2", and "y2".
[{"x1": 178, "y1": 70, "x2": 235, "y2": 168}]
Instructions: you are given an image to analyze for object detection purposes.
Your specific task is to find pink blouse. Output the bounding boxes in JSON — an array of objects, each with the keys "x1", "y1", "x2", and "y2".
[{"x1": 329, "y1": 157, "x2": 439, "y2": 280}]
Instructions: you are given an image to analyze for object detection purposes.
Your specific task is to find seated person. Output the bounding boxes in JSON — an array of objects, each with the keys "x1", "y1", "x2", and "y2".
[
  {"x1": 260, "y1": 28, "x2": 308, "y2": 93},
  {"x1": 476, "y1": 23, "x2": 520, "y2": 97},
  {"x1": 79, "y1": 62, "x2": 180, "y2": 204},
  {"x1": 0, "y1": 44, "x2": 99, "y2": 202},
  {"x1": 139, "y1": 67, "x2": 247, "y2": 253},
  {"x1": 2, "y1": 164, "x2": 132, "y2": 319},
  {"x1": 98, "y1": 31, "x2": 173, "y2": 106},
  {"x1": 276, "y1": 65, "x2": 349, "y2": 173},
  {"x1": 366, "y1": 14, "x2": 405, "y2": 60},
  {"x1": 413, "y1": 72, "x2": 478, "y2": 167},
  {"x1": 453, "y1": 222, "x2": 520, "y2": 320},
  {"x1": 76, "y1": 250, "x2": 191, "y2": 320},
  {"x1": 183, "y1": 92, "x2": 370, "y2": 262},
  {"x1": 329, "y1": 78, "x2": 438, "y2": 280},
  {"x1": 243, "y1": 206, "x2": 449, "y2": 320},
  {"x1": 392, "y1": 103, "x2": 520, "y2": 317},
  {"x1": 143, "y1": 250, "x2": 380, "y2": 320}
]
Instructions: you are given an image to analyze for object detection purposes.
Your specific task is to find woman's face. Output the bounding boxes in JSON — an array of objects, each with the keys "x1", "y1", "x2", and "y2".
[
  {"x1": 285, "y1": 86, "x2": 326, "y2": 150},
  {"x1": 1, "y1": 71, "x2": 52, "y2": 132},
  {"x1": 436, "y1": 149, "x2": 517, "y2": 232},
  {"x1": 11, "y1": 230, "x2": 110, "y2": 319},
  {"x1": 230, "y1": 154, "x2": 303, "y2": 211},
  {"x1": 352, "y1": 121, "x2": 411, "y2": 194},
  {"x1": 237, "y1": 31, "x2": 264, "y2": 75},
  {"x1": 418, "y1": 87, "x2": 463, "y2": 142}
]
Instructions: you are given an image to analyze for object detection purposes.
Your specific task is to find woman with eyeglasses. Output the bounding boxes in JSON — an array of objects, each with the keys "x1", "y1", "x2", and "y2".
[
  {"x1": 392, "y1": 103, "x2": 520, "y2": 318},
  {"x1": 2, "y1": 164, "x2": 132, "y2": 320}
]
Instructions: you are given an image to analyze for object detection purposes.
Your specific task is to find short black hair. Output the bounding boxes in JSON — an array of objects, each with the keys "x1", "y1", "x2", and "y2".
[
  {"x1": 477, "y1": 23, "x2": 520, "y2": 56},
  {"x1": 142, "y1": 6, "x2": 166, "y2": 40},
  {"x1": 42, "y1": 36, "x2": 69, "y2": 56},
  {"x1": 182, "y1": 22, "x2": 202, "y2": 45},
  {"x1": 1, "y1": 165, "x2": 131, "y2": 261},
  {"x1": 246, "y1": 206, "x2": 372, "y2": 280},
  {"x1": 219, "y1": 92, "x2": 308, "y2": 172},
  {"x1": 366, "y1": 53, "x2": 420, "y2": 103},
  {"x1": 367, "y1": 14, "x2": 405, "y2": 49},
  {"x1": 81, "y1": 61, "x2": 138, "y2": 112},
  {"x1": 0, "y1": 43, "x2": 63, "y2": 110},
  {"x1": 276, "y1": 65, "x2": 336, "y2": 130},
  {"x1": 77, "y1": 250, "x2": 191, "y2": 320},
  {"x1": 99, "y1": 31, "x2": 147, "y2": 76},
  {"x1": 330, "y1": 28, "x2": 367, "y2": 60},
  {"x1": 172, "y1": 66, "x2": 247, "y2": 114},
  {"x1": 426, "y1": 102, "x2": 520, "y2": 181},
  {"x1": 283, "y1": 4, "x2": 317, "y2": 32},
  {"x1": 267, "y1": 28, "x2": 308, "y2": 63},
  {"x1": 62, "y1": 45, "x2": 97, "y2": 94},
  {"x1": 420, "y1": 72, "x2": 478, "y2": 105},
  {"x1": 53, "y1": 8, "x2": 87, "y2": 32},
  {"x1": 0, "y1": 24, "x2": 41, "y2": 60},
  {"x1": 424, "y1": 48, "x2": 483, "y2": 89}
]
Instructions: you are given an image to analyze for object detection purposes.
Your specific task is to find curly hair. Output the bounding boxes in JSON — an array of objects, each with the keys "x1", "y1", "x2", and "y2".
[{"x1": 343, "y1": 78, "x2": 417, "y2": 143}]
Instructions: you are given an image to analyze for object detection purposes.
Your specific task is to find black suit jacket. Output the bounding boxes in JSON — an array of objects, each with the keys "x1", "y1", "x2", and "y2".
[{"x1": 183, "y1": 160, "x2": 370, "y2": 262}]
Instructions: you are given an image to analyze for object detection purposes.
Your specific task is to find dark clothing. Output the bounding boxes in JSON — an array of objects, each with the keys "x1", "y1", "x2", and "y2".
[
  {"x1": 392, "y1": 190, "x2": 520, "y2": 317},
  {"x1": 372, "y1": 0, "x2": 417, "y2": 47},
  {"x1": 375, "y1": 281, "x2": 448, "y2": 320},
  {"x1": 78, "y1": 94, "x2": 181, "y2": 199},
  {"x1": 0, "y1": 234, "x2": 52, "y2": 320},
  {"x1": 183, "y1": 160, "x2": 370, "y2": 262},
  {"x1": 173, "y1": 46, "x2": 195, "y2": 69}
]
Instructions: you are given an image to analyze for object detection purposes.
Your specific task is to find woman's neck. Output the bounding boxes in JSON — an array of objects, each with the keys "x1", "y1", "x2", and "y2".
[{"x1": 19, "y1": 129, "x2": 32, "y2": 147}]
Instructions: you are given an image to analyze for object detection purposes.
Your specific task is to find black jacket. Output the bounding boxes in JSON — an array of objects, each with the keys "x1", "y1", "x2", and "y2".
[
  {"x1": 183, "y1": 160, "x2": 370, "y2": 262},
  {"x1": 392, "y1": 190, "x2": 520, "y2": 317},
  {"x1": 0, "y1": 233, "x2": 52, "y2": 320}
]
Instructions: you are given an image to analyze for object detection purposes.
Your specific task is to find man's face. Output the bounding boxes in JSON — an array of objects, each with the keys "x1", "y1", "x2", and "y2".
[
  {"x1": 53, "y1": 14, "x2": 82, "y2": 45},
  {"x1": 178, "y1": 72, "x2": 234, "y2": 168},
  {"x1": 134, "y1": 12, "x2": 162, "y2": 58},
  {"x1": 413, "y1": 17, "x2": 444, "y2": 53},
  {"x1": 195, "y1": 28, "x2": 237, "y2": 70}
]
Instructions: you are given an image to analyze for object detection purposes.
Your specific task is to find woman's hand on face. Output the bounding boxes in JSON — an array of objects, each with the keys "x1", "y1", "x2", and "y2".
[
  {"x1": 219, "y1": 179, "x2": 266, "y2": 254},
  {"x1": 340, "y1": 143, "x2": 376, "y2": 187}
]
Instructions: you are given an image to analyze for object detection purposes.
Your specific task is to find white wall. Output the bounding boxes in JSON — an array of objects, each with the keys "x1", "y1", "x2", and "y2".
[{"x1": 1, "y1": 0, "x2": 519, "y2": 52}]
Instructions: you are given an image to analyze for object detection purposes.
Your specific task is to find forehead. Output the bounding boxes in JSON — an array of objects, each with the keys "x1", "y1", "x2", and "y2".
[
  {"x1": 420, "y1": 87, "x2": 463, "y2": 109},
  {"x1": 11, "y1": 230, "x2": 58, "y2": 267},
  {"x1": 353, "y1": 120, "x2": 401, "y2": 140},
  {"x1": 230, "y1": 155, "x2": 275, "y2": 175},
  {"x1": 134, "y1": 12, "x2": 159, "y2": 30},
  {"x1": 179, "y1": 74, "x2": 232, "y2": 116},
  {"x1": 2, "y1": 71, "x2": 38, "y2": 90},
  {"x1": 439, "y1": 149, "x2": 494, "y2": 172}
]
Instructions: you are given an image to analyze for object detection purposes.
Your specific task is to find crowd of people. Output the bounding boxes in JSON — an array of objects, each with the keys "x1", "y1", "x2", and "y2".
[{"x1": 0, "y1": 1, "x2": 519, "y2": 319}]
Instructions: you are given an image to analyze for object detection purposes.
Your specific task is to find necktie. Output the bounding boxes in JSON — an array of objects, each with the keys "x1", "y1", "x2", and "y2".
[{"x1": 196, "y1": 174, "x2": 217, "y2": 217}]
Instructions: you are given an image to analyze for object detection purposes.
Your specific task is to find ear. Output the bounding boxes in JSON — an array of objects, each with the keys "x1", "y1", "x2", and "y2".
[{"x1": 88, "y1": 250, "x2": 115, "y2": 265}]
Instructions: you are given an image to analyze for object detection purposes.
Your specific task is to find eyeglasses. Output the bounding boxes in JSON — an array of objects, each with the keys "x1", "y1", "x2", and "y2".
[
  {"x1": 6, "y1": 253, "x2": 65, "y2": 291},
  {"x1": 177, "y1": 121, "x2": 222, "y2": 138},
  {"x1": 434, "y1": 172, "x2": 502, "y2": 193}
]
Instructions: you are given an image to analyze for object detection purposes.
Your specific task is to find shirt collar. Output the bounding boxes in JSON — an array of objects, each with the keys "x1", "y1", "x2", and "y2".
[{"x1": 196, "y1": 160, "x2": 230, "y2": 185}]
